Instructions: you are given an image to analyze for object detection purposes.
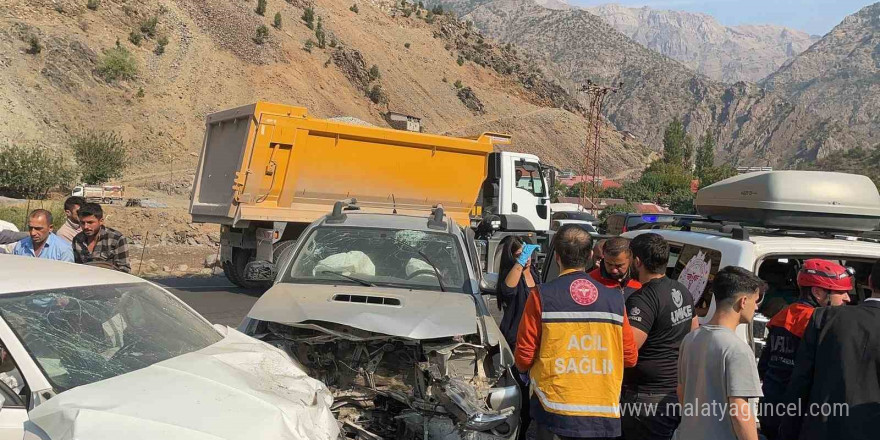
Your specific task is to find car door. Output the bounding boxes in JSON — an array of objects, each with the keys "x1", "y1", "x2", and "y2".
[{"x1": 0, "y1": 344, "x2": 29, "y2": 440}]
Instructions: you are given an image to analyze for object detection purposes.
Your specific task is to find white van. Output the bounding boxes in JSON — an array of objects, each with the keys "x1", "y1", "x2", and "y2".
[{"x1": 623, "y1": 171, "x2": 880, "y2": 356}]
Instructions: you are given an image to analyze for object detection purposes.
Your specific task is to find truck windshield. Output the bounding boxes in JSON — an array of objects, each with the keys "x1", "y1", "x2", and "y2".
[
  {"x1": 515, "y1": 161, "x2": 546, "y2": 198},
  {"x1": 285, "y1": 227, "x2": 471, "y2": 293},
  {"x1": 0, "y1": 283, "x2": 222, "y2": 393}
]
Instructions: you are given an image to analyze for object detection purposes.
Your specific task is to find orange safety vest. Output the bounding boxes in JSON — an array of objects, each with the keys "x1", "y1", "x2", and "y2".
[{"x1": 530, "y1": 271, "x2": 627, "y2": 438}]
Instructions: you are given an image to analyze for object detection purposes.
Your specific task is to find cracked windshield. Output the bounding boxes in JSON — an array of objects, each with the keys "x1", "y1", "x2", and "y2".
[
  {"x1": 0, "y1": 283, "x2": 222, "y2": 393},
  {"x1": 286, "y1": 227, "x2": 470, "y2": 293}
]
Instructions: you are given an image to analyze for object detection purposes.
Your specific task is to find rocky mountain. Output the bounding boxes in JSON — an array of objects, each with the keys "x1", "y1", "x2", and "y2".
[
  {"x1": 0, "y1": 0, "x2": 652, "y2": 186},
  {"x1": 586, "y1": 4, "x2": 819, "y2": 84},
  {"x1": 761, "y1": 2, "x2": 880, "y2": 156},
  {"x1": 430, "y1": 0, "x2": 879, "y2": 166}
]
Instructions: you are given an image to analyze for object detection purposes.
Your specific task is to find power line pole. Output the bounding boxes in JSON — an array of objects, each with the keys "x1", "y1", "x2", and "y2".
[{"x1": 579, "y1": 80, "x2": 622, "y2": 216}]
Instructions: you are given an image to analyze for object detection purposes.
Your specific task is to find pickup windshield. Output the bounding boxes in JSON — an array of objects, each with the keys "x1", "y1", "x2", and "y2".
[
  {"x1": 0, "y1": 283, "x2": 222, "y2": 393},
  {"x1": 284, "y1": 227, "x2": 471, "y2": 293}
]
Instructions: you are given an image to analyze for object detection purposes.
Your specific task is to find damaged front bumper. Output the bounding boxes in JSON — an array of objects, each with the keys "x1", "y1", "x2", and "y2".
[{"x1": 250, "y1": 320, "x2": 522, "y2": 440}]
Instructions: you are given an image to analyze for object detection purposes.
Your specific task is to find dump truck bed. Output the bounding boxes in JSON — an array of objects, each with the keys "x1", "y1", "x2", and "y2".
[{"x1": 189, "y1": 102, "x2": 501, "y2": 227}]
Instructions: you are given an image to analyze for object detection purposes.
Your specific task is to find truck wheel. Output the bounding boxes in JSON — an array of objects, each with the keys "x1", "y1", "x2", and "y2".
[
  {"x1": 222, "y1": 259, "x2": 243, "y2": 286},
  {"x1": 230, "y1": 247, "x2": 271, "y2": 291}
]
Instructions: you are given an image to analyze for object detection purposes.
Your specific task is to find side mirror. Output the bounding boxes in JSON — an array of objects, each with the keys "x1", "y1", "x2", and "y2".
[{"x1": 480, "y1": 272, "x2": 498, "y2": 295}]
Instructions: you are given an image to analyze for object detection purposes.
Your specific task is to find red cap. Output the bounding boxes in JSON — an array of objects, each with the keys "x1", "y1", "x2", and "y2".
[{"x1": 797, "y1": 259, "x2": 854, "y2": 292}]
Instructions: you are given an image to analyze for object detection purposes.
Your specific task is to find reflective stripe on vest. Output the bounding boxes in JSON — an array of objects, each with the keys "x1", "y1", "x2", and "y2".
[{"x1": 530, "y1": 272, "x2": 626, "y2": 421}]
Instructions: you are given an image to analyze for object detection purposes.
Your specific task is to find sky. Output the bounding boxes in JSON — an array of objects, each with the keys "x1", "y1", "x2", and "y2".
[{"x1": 571, "y1": 0, "x2": 876, "y2": 36}]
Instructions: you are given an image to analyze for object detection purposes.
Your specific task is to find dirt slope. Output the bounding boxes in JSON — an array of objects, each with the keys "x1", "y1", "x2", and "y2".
[{"x1": 0, "y1": 0, "x2": 651, "y2": 184}]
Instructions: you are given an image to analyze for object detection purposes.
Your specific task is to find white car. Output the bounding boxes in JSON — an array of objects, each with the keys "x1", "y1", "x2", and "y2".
[
  {"x1": 240, "y1": 207, "x2": 522, "y2": 439},
  {"x1": 0, "y1": 256, "x2": 338, "y2": 440}
]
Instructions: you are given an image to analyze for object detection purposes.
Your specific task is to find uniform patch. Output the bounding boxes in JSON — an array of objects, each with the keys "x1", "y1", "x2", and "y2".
[
  {"x1": 672, "y1": 289, "x2": 683, "y2": 308},
  {"x1": 570, "y1": 278, "x2": 599, "y2": 306}
]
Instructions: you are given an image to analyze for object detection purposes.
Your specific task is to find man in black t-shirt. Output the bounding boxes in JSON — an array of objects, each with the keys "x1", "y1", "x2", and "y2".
[{"x1": 622, "y1": 233, "x2": 697, "y2": 440}]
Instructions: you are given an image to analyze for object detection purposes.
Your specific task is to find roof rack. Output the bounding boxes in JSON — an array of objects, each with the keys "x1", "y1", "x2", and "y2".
[
  {"x1": 638, "y1": 216, "x2": 880, "y2": 244},
  {"x1": 326, "y1": 198, "x2": 359, "y2": 224},
  {"x1": 637, "y1": 218, "x2": 750, "y2": 241}
]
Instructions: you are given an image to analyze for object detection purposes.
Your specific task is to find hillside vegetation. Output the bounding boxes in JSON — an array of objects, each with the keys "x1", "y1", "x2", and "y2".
[{"x1": 0, "y1": 0, "x2": 651, "y2": 190}]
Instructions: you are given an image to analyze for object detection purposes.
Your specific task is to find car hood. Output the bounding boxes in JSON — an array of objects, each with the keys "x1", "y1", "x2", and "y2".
[
  {"x1": 28, "y1": 327, "x2": 339, "y2": 440},
  {"x1": 247, "y1": 283, "x2": 478, "y2": 339}
]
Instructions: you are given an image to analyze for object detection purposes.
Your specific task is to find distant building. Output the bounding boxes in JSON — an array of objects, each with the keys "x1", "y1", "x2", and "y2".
[
  {"x1": 558, "y1": 174, "x2": 620, "y2": 189},
  {"x1": 385, "y1": 112, "x2": 422, "y2": 132}
]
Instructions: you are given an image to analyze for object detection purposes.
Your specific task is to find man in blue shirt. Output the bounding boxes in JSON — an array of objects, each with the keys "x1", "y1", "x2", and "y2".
[{"x1": 13, "y1": 209, "x2": 74, "y2": 262}]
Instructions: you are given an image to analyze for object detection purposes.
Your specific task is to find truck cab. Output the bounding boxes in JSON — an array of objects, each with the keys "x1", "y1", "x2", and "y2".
[{"x1": 473, "y1": 151, "x2": 552, "y2": 273}]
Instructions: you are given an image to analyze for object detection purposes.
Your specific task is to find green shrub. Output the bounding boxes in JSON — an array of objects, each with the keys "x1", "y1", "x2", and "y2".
[
  {"x1": 328, "y1": 38, "x2": 337, "y2": 48},
  {"x1": 27, "y1": 36, "x2": 42, "y2": 55},
  {"x1": 404, "y1": 42, "x2": 410, "y2": 48},
  {"x1": 431, "y1": 5, "x2": 443, "y2": 15},
  {"x1": 87, "y1": 0, "x2": 100, "y2": 11},
  {"x1": 369, "y1": 64, "x2": 380, "y2": 81},
  {"x1": 453, "y1": 79, "x2": 462, "y2": 88},
  {"x1": 425, "y1": 11, "x2": 434, "y2": 24},
  {"x1": 302, "y1": 7, "x2": 315, "y2": 29},
  {"x1": 369, "y1": 85, "x2": 385, "y2": 104},
  {"x1": 71, "y1": 131, "x2": 128, "y2": 185},
  {"x1": 254, "y1": 25, "x2": 269, "y2": 44},
  {"x1": 273, "y1": 12, "x2": 282, "y2": 29},
  {"x1": 128, "y1": 31, "x2": 142, "y2": 46},
  {"x1": 256, "y1": 0, "x2": 267, "y2": 16},
  {"x1": 315, "y1": 18, "x2": 326, "y2": 48},
  {"x1": 456, "y1": 56, "x2": 464, "y2": 66},
  {"x1": 154, "y1": 36, "x2": 168, "y2": 55},
  {"x1": 0, "y1": 203, "x2": 66, "y2": 231},
  {"x1": 140, "y1": 16, "x2": 158, "y2": 38},
  {"x1": 350, "y1": 4, "x2": 359, "y2": 13},
  {"x1": 98, "y1": 46, "x2": 137, "y2": 82},
  {"x1": 303, "y1": 39, "x2": 314, "y2": 52},
  {"x1": 0, "y1": 144, "x2": 75, "y2": 199},
  {"x1": 136, "y1": 87, "x2": 145, "y2": 98}
]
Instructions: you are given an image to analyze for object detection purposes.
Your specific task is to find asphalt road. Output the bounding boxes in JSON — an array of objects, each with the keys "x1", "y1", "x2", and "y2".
[{"x1": 156, "y1": 277, "x2": 261, "y2": 328}]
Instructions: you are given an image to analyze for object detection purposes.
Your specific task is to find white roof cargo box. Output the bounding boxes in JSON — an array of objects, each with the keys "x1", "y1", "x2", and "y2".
[{"x1": 695, "y1": 171, "x2": 880, "y2": 232}]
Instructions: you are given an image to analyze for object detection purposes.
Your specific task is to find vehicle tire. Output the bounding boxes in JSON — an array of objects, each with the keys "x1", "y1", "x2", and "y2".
[
  {"x1": 222, "y1": 258, "x2": 242, "y2": 286},
  {"x1": 230, "y1": 247, "x2": 272, "y2": 291}
]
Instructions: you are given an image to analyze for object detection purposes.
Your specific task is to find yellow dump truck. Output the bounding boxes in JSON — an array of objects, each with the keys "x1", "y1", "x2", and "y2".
[{"x1": 190, "y1": 102, "x2": 552, "y2": 288}]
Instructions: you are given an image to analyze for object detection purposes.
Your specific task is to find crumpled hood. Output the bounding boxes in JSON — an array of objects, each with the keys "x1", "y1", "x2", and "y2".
[
  {"x1": 247, "y1": 283, "x2": 478, "y2": 339},
  {"x1": 28, "y1": 327, "x2": 339, "y2": 440}
]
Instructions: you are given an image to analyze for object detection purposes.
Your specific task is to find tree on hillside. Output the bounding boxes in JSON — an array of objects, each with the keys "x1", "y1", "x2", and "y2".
[
  {"x1": 0, "y1": 144, "x2": 74, "y2": 199},
  {"x1": 302, "y1": 7, "x2": 315, "y2": 29},
  {"x1": 683, "y1": 134, "x2": 695, "y2": 170},
  {"x1": 699, "y1": 165, "x2": 737, "y2": 189},
  {"x1": 72, "y1": 131, "x2": 128, "y2": 185},
  {"x1": 255, "y1": 0, "x2": 267, "y2": 16},
  {"x1": 662, "y1": 117, "x2": 686, "y2": 166},
  {"x1": 695, "y1": 134, "x2": 715, "y2": 178}
]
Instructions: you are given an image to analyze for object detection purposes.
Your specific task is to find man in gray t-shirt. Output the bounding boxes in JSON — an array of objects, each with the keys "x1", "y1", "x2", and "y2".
[{"x1": 674, "y1": 267, "x2": 765, "y2": 440}]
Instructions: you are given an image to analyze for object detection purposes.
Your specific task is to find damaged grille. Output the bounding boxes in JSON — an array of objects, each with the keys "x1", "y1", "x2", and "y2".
[{"x1": 261, "y1": 321, "x2": 519, "y2": 439}]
